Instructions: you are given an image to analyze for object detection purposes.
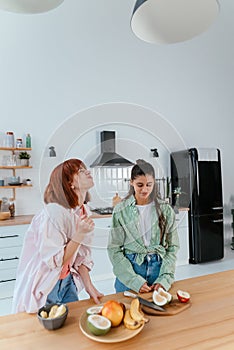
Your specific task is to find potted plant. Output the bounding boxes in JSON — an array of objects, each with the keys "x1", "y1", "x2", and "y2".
[{"x1": 18, "y1": 151, "x2": 31, "y2": 166}]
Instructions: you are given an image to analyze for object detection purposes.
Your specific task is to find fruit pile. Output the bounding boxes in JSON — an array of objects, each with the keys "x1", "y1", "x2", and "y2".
[
  {"x1": 39, "y1": 304, "x2": 67, "y2": 319},
  {"x1": 86, "y1": 299, "x2": 149, "y2": 336}
]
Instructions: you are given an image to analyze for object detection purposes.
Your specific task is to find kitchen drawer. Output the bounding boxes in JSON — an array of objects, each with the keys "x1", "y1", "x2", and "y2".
[
  {"x1": 0, "y1": 296, "x2": 13, "y2": 316},
  {"x1": 0, "y1": 246, "x2": 21, "y2": 271},
  {"x1": 0, "y1": 232, "x2": 24, "y2": 248},
  {"x1": 0, "y1": 267, "x2": 17, "y2": 283},
  {"x1": 0, "y1": 245, "x2": 22, "y2": 260},
  {"x1": 0, "y1": 279, "x2": 15, "y2": 299},
  {"x1": 0, "y1": 255, "x2": 19, "y2": 270},
  {"x1": 0, "y1": 224, "x2": 27, "y2": 248}
]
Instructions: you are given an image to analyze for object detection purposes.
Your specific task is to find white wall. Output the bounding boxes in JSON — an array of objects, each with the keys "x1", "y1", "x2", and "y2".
[{"x1": 0, "y1": 0, "x2": 234, "y2": 219}]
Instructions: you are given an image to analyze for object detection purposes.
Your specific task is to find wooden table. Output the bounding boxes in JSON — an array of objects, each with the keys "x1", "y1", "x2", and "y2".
[{"x1": 0, "y1": 270, "x2": 234, "y2": 350}]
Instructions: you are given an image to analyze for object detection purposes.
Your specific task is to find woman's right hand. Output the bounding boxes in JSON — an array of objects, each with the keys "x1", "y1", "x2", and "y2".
[
  {"x1": 139, "y1": 282, "x2": 153, "y2": 293},
  {"x1": 72, "y1": 215, "x2": 95, "y2": 243}
]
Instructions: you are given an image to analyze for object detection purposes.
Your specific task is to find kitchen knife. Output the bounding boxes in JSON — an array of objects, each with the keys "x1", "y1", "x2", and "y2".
[
  {"x1": 137, "y1": 296, "x2": 166, "y2": 312},
  {"x1": 123, "y1": 290, "x2": 165, "y2": 312}
]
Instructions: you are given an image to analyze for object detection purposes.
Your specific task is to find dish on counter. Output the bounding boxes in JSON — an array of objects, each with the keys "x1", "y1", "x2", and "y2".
[{"x1": 79, "y1": 307, "x2": 144, "y2": 343}]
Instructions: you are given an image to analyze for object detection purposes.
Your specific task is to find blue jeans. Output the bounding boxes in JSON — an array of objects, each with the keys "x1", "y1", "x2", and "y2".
[
  {"x1": 115, "y1": 253, "x2": 162, "y2": 292},
  {"x1": 46, "y1": 273, "x2": 78, "y2": 304}
]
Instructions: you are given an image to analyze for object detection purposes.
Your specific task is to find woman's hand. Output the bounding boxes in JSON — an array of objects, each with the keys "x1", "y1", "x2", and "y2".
[
  {"x1": 85, "y1": 284, "x2": 104, "y2": 304},
  {"x1": 152, "y1": 283, "x2": 164, "y2": 291},
  {"x1": 72, "y1": 215, "x2": 95, "y2": 243},
  {"x1": 139, "y1": 282, "x2": 153, "y2": 293},
  {"x1": 78, "y1": 264, "x2": 104, "y2": 304}
]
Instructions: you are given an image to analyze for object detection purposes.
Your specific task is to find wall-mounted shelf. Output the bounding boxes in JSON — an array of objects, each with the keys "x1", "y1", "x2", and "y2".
[
  {"x1": 0, "y1": 147, "x2": 32, "y2": 200},
  {"x1": 0, "y1": 147, "x2": 32, "y2": 151},
  {"x1": 0, "y1": 166, "x2": 32, "y2": 169},
  {"x1": 1, "y1": 184, "x2": 32, "y2": 189}
]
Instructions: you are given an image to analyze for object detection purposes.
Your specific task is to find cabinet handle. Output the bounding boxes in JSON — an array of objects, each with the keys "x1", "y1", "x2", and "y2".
[
  {"x1": 0, "y1": 234, "x2": 19, "y2": 239},
  {"x1": 0, "y1": 256, "x2": 19, "y2": 261},
  {"x1": 212, "y1": 219, "x2": 223, "y2": 223},
  {"x1": 0, "y1": 278, "x2": 16, "y2": 283}
]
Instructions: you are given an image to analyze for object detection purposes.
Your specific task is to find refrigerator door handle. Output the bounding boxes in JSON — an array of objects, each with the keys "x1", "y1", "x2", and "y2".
[
  {"x1": 212, "y1": 219, "x2": 223, "y2": 223},
  {"x1": 196, "y1": 163, "x2": 199, "y2": 195},
  {"x1": 211, "y1": 207, "x2": 223, "y2": 210}
]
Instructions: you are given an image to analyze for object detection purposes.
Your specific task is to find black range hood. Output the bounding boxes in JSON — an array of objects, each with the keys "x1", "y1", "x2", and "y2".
[{"x1": 90, "y1": 131, "x2": 134, "y2": 167}]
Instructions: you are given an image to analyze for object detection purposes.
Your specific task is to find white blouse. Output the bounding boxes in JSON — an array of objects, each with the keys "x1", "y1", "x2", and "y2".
[
  {"x1": 12, "y1": 203, "x2": 94, "y2": 314},
  {"x1": 136, "y1": 202, "x2": 155, "y2": 247}
]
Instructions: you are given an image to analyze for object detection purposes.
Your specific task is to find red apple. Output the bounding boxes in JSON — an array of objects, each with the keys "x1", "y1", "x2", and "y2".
[{"x1": 177, "y1": 290, "x2": 190, "y2": 303}]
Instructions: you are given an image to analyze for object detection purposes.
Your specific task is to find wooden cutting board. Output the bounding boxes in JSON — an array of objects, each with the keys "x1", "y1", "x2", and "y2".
[{"x1": 141, "y1": 297, "x2": 191, "y2": 316}]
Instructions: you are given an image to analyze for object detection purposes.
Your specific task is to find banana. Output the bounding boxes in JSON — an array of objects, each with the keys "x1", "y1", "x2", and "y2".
[
  {"x1": 54, "y1": 304, "x2": 67, "y2": 318},
  {"x1": 48, "y1": 305, "x2": 58, "y2": 318},
  {"x1": 123, "y1": 309, "x2": 143, "y2": 330},
  {"x1": 40, "y1": 310, "x2": 48, "y2": 319},
  {"x1": 129, "y1": 298, "x2": 149, "y2": 323}
]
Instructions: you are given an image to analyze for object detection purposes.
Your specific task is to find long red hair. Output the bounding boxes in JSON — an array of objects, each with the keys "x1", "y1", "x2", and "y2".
[{"x1": 44, "y1": 158, "x2": 88, "y2": 208}]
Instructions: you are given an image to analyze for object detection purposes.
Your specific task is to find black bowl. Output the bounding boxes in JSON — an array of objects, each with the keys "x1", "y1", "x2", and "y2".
[{"x1": 37, "y1": 303, "x2": 68, "y2": 330}]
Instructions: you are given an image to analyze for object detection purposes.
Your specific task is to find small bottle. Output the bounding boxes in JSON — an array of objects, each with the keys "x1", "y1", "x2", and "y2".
[
  {"x1": 8, "y1": 198, "x2": 15, "y2": 217},
  {"x1": 112, "y1": 193, "x2": 122, "y2": 207},
  {"x1": 16, "y1": 138, "x2": 23, "y2": 148},
  {"x1": 26, "y1": 133, "x2": 31, "y2": 148}
]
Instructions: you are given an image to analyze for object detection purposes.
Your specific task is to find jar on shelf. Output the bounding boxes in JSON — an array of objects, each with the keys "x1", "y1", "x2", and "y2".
[
  {"x1": 16, "y1": 138, "x2": 23, "y2": 148},
  {"x1": 1, "y1": 197, "x2": 10, "y2": 212},
  {"x1": 4, "y1": 131, "x2": 15, "y2": 148}
]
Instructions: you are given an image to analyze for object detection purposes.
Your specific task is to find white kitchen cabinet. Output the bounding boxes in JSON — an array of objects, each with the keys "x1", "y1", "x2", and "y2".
[
  {"x1": 175, "y1": 210, "x2": 189, "y2": 266},
  {"x1": 79, "y1": 216, "x2": 115, "y2": 300},
  {"x1": 0, "y1": 224, "x2": 28, "y2": 316}
]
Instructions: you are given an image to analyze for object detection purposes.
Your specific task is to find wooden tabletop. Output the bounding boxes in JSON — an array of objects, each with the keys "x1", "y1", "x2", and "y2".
[{"x1": 0, "y1": 269, "x2": 234, "y2": 350}]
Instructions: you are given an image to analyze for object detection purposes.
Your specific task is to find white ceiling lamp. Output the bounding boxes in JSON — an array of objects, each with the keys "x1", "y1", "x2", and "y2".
[
  {"x1": 131, "y1": 0, "x2": 220, "y2": 44},
  {"x1": 0, "y1": 0, "x2": 64, "y2": 14}
]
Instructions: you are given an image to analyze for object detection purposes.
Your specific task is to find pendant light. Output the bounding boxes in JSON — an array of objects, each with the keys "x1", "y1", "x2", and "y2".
[
  {"x1": 131, "y1": 0, "x2": 220, "y2": 44},
  {"x1": 0, "y1": 0, "x2": 64, "y2": 14}
]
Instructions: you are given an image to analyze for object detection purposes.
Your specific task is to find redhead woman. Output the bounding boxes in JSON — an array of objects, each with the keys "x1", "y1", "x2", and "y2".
[
  {"x1": 12, "y1": 159, "x2": 103, "y2": 314},
  {"x1": 108, "y1": 159, "x2": 179, "y2": 294}
]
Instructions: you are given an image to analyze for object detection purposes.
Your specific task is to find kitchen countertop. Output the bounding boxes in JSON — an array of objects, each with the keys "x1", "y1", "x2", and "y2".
[
  {"x1": 0, "y1": 270, "x2": 233, "y2": 349},
  {"x1": 0, "y1": 213, "x2": 112, "y2": 227},
  {"x1": 0, "y1": 206, "x2": 188, "y2": 226},
  {"x1": 0, "y1": 214, "x2": 34, "y2": 227}
]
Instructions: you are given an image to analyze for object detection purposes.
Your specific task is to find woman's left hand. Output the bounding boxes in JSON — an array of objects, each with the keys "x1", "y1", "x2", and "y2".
[
  {"x1": 78, "y1": 264, "x2": 104, "y2": 304},
  {"x1": 85, "y1": 284, "x2": 104, "y2": 304}
]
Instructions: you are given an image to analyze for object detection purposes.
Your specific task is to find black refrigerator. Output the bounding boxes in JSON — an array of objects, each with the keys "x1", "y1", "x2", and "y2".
[{"x1": 170, "y1": 148, "x2": 224, "y2": 264}]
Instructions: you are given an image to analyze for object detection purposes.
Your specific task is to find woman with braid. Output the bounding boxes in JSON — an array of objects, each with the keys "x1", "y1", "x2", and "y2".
[{"x1": 107, "y1": 159, "x2": 179, "y2": 293}]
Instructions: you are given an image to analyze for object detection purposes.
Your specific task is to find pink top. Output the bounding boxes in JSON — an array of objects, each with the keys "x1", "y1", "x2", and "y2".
[{"x1": 11, "y1": 203, "x2": 94, "y2": 314}]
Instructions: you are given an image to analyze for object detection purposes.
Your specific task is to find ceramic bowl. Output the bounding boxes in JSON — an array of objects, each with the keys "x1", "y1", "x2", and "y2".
[{"x1": 37, "y1": 304, "x2": 68, "y2": 330}]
